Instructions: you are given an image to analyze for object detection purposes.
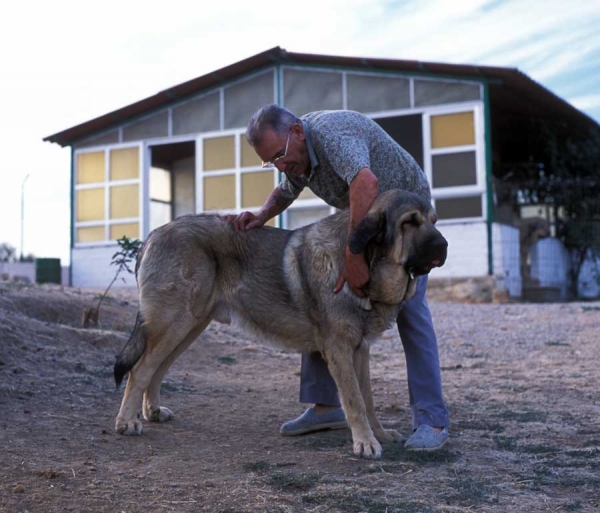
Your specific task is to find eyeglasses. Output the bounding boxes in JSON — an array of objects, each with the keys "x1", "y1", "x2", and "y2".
[{"x1": 261, "y1": 130, "x2": 291, "y2": 168}]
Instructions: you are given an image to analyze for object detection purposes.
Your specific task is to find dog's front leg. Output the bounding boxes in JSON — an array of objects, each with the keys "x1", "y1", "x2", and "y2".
[
  {"x1": 354, "y1": 342, "x2": 403, "y2": 444},
  {"x1": 323, "y1": 343, "x2": 382, "y2": 459}
]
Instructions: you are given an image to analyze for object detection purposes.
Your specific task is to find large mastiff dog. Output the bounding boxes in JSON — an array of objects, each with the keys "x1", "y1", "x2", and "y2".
[{"x1": 114, "y1": 189, "x2": 447, "y2": 459}]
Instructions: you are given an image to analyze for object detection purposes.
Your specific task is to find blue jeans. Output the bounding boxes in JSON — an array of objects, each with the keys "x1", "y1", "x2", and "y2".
[{"x1": 299, "y1": 275, "x2": 449, "y2": 429}]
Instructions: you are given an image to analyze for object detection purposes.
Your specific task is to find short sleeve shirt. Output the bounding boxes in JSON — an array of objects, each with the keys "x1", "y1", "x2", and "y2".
[{"x1": 278, "y1": 110, "x2": 431, "y2": 209}]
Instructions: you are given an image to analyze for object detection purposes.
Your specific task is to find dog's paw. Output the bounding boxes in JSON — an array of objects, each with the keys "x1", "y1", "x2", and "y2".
[
  {"x1": 353, "y1": 437, "x2": 383, "y2": 459},
  {"x1": 115, "y1": 418, "x2": 143, "y2": 435},
  {"x1": 375, "y1": 428, "x2": 404, "y2": 444},
  {"x1": 144, "y1": 406, "x2": 174, "y2": 423}
]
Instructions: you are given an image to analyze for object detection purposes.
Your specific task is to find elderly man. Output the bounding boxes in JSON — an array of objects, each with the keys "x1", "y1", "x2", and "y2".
[{"x1": 229, "y1": 104, "x2": 449, "y2": 451}]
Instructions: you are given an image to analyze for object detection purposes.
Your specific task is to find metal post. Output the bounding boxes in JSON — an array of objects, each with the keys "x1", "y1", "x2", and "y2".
[{"x1": 20, "y1": 174, "x2": 30, "y2": 261}]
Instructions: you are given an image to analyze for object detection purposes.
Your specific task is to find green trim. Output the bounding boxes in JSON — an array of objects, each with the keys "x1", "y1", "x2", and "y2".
[
  {"x1": 69, "y1": 147, "x2": 75, "y2": 286},
  {"x1": 483, "y1": 79, "x2": 494, "y2": 275}
]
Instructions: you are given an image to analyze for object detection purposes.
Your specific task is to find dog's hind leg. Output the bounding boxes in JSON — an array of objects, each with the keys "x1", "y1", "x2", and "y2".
[
  {"x1": 354, "y1": 342, "x2": 403, "y2": 445},
  {"x1": 115, "y1": 314, "x2": 200, "y2": 435},
  {"x1": 323, "y1": 341, "x2": 382, "y2": 459},
  {"x1": 142, "y1": 316, "x2": 212, "y2": 423}
]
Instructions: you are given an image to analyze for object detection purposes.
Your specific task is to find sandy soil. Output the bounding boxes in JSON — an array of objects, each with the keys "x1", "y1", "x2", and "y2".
[{"x1": 1, "y1": 281, "x2": 599, "y2": 513}]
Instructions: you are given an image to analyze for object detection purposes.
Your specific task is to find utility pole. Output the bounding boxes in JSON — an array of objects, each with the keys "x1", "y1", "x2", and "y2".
[{"x1": 20, "y1": 174, "x2": 30, "y2": 261}]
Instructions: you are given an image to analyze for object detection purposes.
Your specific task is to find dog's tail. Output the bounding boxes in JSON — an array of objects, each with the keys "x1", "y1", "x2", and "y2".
[{"x1": 114, "y1": 311, "x2": 146, "y2": 389}]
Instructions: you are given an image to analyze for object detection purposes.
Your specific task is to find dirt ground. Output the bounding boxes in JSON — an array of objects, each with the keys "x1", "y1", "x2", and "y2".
[{"x1": 1, "y1": 280, "x2": 599, "y2": 513}]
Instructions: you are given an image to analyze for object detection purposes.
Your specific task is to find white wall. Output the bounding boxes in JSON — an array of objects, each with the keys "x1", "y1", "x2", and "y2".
[
  {"x1": 0, "y1": 262, "x2": 70, "y2": 285},
  {"x1": 432, "y1": 221, "x2": 489, "y2": 278},
  {"x1": 72, "y1": 246, "x2": 137, "y2": 289},
  {"x1": 71, "y1": 221, "x2": 490, "y2": 288}
]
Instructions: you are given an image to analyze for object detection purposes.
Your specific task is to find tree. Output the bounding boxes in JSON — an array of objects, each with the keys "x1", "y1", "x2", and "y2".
[
  {"x1": 82, "y1": 236, "x2": 143, "y2": 328},
  {"x1": 500, "y1": 122, "x2": 600, "y2": 298},
  {"x1": 0, "y1": 243, "x2": 17, "y2": 262}
]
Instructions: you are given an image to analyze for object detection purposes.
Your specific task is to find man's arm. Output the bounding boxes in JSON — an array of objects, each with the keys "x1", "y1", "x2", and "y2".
[
  {"x1": 227, "y1": 186, "x2": 293, "y2": 231},
  {"x1": 334, "y1": 167, "x2": 379, "y2": 297}
]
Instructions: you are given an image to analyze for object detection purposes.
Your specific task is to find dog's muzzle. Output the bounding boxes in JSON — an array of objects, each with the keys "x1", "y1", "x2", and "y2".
[{"x1": 405, "y1": 234, "x2": 448, "y2": 277}]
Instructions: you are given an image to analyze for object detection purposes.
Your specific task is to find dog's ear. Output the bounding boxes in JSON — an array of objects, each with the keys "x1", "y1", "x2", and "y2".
[{"x1": 348, "y1": 211, "x2": 386, "y2": 254}]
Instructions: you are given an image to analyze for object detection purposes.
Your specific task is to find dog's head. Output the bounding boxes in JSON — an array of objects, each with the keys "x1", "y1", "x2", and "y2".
[{"x1": 348, "y1": 189, "x2": 448, "y2": 304}]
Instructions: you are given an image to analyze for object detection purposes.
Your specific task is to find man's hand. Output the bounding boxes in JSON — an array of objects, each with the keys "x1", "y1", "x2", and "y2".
[
  {"x1": 224, "y1": 211, "x2": 267, "y2": 231},
  {"x1": 334, "y1": 248, "x2": 370, "y2": 298}
]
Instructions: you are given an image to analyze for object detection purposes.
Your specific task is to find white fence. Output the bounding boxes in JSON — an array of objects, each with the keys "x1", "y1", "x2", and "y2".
[{"x1": 0, "y1": 262, "x2": 70, "y2": 286}]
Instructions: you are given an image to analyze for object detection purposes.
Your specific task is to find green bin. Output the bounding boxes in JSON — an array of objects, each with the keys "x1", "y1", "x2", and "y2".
[{"x1": 36, "y1": 258, "x2": 62, "y2": 284}]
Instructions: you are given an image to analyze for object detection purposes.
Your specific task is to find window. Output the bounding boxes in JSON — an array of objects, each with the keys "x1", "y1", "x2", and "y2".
[
  {"x1": 414, "y1": 79, "x2": 481, "y2": 107},
  {"x1": 74, "y1": 146, "x2": 141, "y2": 244},
  {"x1": 347, "y1": 74, "x2": 410, "y2": 113},
  {"x1": 426, "y1": 108, "x2": 484, "y2": 222},
  {"x1": 282, "y1": 68, "x2": 343, "y2": 116},
  {"x1": 199, "y1": 131, "x2": 330, "y2": 228}
]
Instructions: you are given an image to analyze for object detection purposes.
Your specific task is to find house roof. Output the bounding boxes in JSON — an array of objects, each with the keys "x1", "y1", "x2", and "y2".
[{"x1": 44, "y1": 46, "x2": 598, "y2": 147}]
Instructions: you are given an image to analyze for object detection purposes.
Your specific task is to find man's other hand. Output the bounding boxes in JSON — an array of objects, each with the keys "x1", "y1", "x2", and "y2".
[
  {"x1": 334, "y1": 249, "x2": 370, "y2": 298},
  {"x1": 224, "y1": 211, "x2": 267, "y2": 231}
]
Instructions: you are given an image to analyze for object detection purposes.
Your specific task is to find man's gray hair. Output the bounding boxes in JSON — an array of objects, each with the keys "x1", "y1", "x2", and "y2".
[{"x1": 246, "y1": 104, "x2": 301, "y2": 147}]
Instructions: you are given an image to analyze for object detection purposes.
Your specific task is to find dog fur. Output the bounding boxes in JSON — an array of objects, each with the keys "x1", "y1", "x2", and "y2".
[{"x1": 114, "y1": 189, "x2": 447, "y2": 459}]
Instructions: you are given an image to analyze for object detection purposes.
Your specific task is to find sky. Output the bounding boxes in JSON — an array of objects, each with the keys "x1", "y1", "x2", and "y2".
[{"x1": 1, "y1": 0, "x2": 599, "y2": 265}]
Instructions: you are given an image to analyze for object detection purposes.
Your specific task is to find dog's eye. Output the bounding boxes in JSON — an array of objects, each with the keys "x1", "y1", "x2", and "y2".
[{"x1": 402, "y1": 212, "x2": 421, "y2": 227}]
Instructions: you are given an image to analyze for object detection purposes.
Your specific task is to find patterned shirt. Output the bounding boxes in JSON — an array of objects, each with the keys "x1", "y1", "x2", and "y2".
[{"x1": 278, "y1": 110, "x2": 431, "y2": 209}]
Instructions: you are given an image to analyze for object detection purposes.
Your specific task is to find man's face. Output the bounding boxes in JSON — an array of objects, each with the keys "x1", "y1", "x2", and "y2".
[{"x1": 254, "y1": 124, "x2": 309, "y2": 177}]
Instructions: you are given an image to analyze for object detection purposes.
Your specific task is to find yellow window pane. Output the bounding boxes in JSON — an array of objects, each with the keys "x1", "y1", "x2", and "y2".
[
  {"x1": 110, "y1": 184, "x2": 139, "y2": 219},
  {"x1": 110, "y1": 147, "x2": 139, "y2": 180},
  {"x1": 241, "y1": 171, "x2": 274, "y2": 208},
  {"x1": 77, "y1": 152, "x2": 105, "y2": 184},
  {"x1": 265, "y1": 217, "x2": 276, "y2": 227},
  {"x1": 240, "y1": 136, "x2": 261, "y2": 168},
  {"x1": 431, "y1": 112, "x2": 475, "y2": 148},
  {"x1": 203, "y1": 136, "x2": 235, "y2": 171},
  {"x1": 77, "y1": 226, "x2": 105, "y2": 243},
  {"x1": 110, "y1": 223, "x2": 139, "y2": 240},
  {"x1": 77, "y1": 188, "x2": 105, "y2": 222},
  {"x1": 204, "y1": 175, "x2": 236, "y2": 210}
]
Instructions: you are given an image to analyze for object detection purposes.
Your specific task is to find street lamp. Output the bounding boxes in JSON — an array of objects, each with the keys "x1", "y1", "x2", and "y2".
[{"x1": 20, "y1": 174, "x2": 30, "y2": 261}]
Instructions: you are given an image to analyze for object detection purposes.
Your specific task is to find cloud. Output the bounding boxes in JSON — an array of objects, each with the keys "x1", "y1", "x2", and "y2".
[{"x1": 570, "y1": 93, "x2": 600, "y2": 111}]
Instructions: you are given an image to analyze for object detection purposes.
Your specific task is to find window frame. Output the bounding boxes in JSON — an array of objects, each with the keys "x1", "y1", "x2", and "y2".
[
  {"x1": 196, "y1": 129, "x2": 332, "y2": 227},
  {"x1": 423, "y1": 103, "x2": 487, "y2": 224},
  {"x1": 73, "y1": 142, "x2": 143, "y2": 247}
]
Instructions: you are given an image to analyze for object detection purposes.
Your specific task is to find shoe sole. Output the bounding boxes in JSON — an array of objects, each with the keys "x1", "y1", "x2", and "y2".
[
  {"x1": 404, "y1": 437, "x2": 449, "y2": 452},
  {"x1": 280, "y1": 421, "x2": 348, "y2": 437}
]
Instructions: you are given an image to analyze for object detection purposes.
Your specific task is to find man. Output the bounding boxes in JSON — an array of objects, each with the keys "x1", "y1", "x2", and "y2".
[{"x1": 229, "y1": 104, "x2": 449, "y2": 451}]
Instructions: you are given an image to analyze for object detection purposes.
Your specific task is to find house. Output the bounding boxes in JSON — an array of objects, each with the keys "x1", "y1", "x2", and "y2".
[{"x1": 44, "y1": 47, "x2": 599, "y2": 295}]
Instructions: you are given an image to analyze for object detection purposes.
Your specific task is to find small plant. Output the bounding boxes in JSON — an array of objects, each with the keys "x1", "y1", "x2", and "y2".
[{"x1": 82, "y1": 236, "x2": 142, "y2": 328}]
